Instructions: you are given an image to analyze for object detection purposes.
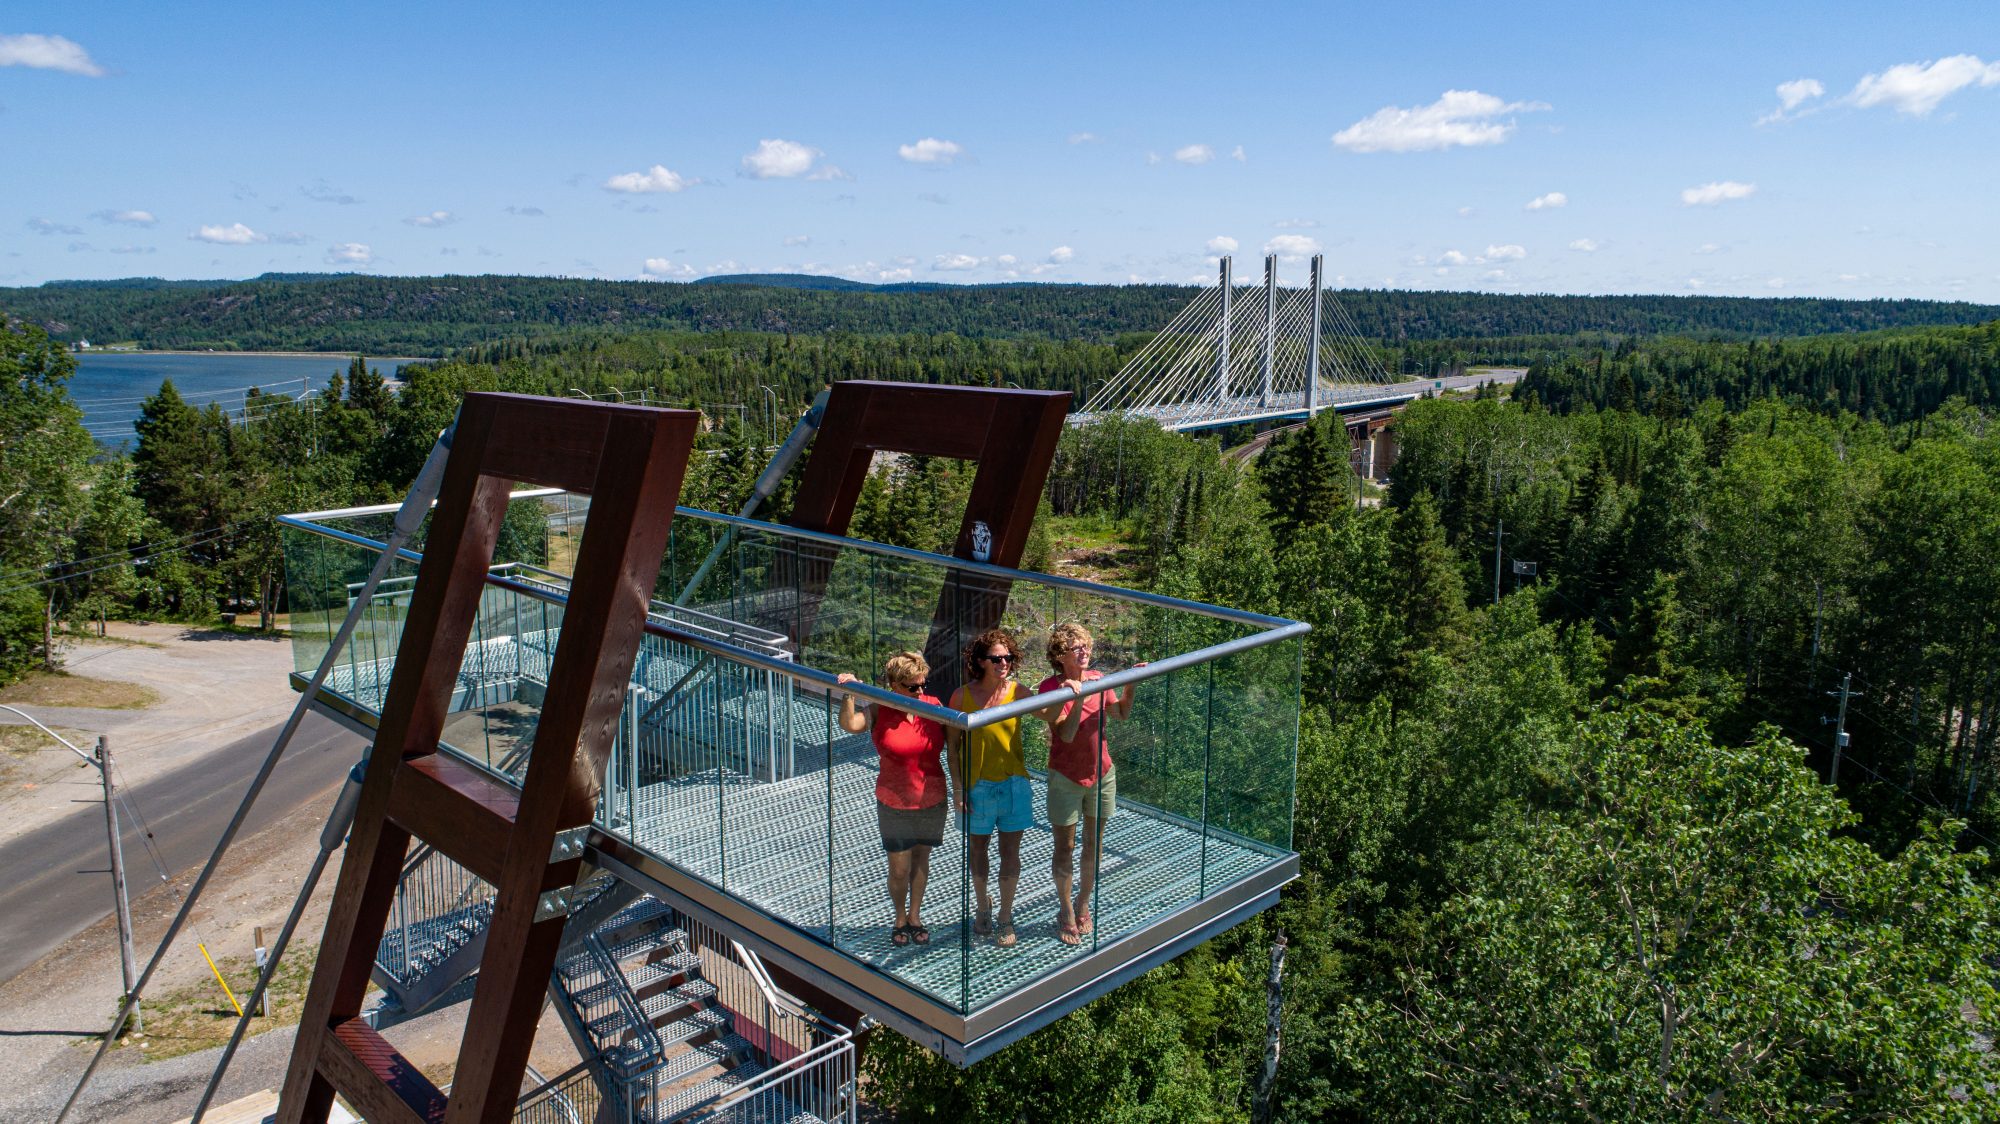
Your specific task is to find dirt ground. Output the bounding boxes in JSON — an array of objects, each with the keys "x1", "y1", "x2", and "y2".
[
  {"x1": 1, "y1": 624, "x2": 304, "y2": 847},
  {"x1": 0, "y1": 624, "x2": 585, "y2": 1122}
]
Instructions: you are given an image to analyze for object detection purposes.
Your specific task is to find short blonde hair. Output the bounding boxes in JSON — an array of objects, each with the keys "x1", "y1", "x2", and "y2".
[
  {"x1": 1046, "y1": 622, "x2": 1092, "y2": 670},
  {"x1": 883, "y1": 651, "x2": 929, "y2": 688}
]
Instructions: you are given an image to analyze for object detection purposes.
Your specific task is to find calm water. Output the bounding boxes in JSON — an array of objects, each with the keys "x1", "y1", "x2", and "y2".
[{"x1": 72, "y1": 352, "x2": 418, "y2": 448}]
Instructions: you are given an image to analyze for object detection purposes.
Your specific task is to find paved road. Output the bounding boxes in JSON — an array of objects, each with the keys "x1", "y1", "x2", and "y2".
[{"x1": 0, "y1": 711, "x2": 362, "y2": 983}]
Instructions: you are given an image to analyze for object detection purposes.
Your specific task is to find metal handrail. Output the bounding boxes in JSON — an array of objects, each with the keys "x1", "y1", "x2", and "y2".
[
  {"x1": 680, "y1": 1033, "x2": 857, "y2": 1123},
  {"x1": 280, "y1": 508, "x2": 1309, "y2": 733}
]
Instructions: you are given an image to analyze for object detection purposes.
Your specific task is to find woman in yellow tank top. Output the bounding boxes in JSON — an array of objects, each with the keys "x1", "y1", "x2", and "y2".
[{"x1": 948, "y1": 628, "x2": 1033, "y2": 947}]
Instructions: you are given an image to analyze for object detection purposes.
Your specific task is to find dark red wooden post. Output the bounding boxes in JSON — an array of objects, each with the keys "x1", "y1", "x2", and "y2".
[{"x1": 278, "y1": 393, "x2": 697, "y2": 1124}]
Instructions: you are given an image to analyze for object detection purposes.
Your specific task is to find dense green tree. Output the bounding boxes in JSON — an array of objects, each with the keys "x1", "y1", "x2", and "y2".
[
  {"x1": 0, "y1": 321, "x2": 93, "y2": 677},
  {"x1": 1333, "y1": 708, "x2": 2000, "y2": 1122}
]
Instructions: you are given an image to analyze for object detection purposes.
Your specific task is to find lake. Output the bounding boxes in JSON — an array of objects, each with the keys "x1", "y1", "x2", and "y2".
[{"x1": 72, "y1": 352, "x2": 420, "y2": 448}]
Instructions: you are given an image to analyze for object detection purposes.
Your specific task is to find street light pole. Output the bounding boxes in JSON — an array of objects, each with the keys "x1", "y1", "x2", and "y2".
[
  {"x1": 0, "y1": 707, "x2": 139, "y2": 1033},
  {"x1": 98, "y1": 735, "x2": 142, "y2": 1035}
]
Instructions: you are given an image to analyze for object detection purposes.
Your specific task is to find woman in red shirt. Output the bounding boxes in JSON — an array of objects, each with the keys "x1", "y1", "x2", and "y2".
[
  {"x1": 1036, "y1": 623, "x2": 1143, "y2": 945},
  {"x1": 837, "y1": 651, "x2": 948, "y2": 946}
]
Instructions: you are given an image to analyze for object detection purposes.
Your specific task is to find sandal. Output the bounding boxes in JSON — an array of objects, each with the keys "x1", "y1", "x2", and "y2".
[
  {"x1": 973, "y1": 905, "x2": 994, "y2": 936},
  {"x1": 891, "y1": 924, "x2": 911, "y2": 946},
  {"x1": 995, "y1": 922, "x2": 1017, "y2": 948},
  {"x1": 910, "y1": 923, "x2": 931, "y2": 945},
  {"x1": 1074, "y1": 896, "x2": 1094, "y2": 935},
  {"x1": 1056, "y1": 919, "x2": 1081, "y2": 946}
]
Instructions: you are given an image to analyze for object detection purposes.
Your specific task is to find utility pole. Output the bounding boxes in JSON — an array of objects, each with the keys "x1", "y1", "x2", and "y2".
[
  {"x1": 98, "y1": 735, "x2": 141, "y2": 1035},
  {"x1": 1493, "y1": 519, "x2": 1507, "y2": 606},
  {"x1": 1252, "y1": 930, "x2": 1287, "y2": 1124},
  {"x1": 1824, "y1": 672, "x2": 1859, "y2": 785}
]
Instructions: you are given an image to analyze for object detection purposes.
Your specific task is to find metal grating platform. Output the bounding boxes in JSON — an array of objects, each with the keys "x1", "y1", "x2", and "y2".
[{"x1": 620, "y1": 729, "x2": 1272, "y2": 1013}]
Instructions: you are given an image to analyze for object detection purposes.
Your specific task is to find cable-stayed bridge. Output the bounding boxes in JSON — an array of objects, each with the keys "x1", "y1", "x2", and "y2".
[{"x1": 1072, "y1": 253, "x2": 1422, "y2": 433}]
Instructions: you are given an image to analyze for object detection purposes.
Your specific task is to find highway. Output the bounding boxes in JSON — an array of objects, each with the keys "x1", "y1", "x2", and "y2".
[{"x1": 0, "y1": 711, "x2": 362, "y2": 984}]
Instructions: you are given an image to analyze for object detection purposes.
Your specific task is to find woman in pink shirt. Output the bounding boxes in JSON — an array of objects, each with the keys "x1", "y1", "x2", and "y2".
[
  {"x1": 1036, "y1": 623, "x2": 1142, "y2": 945},
  {"x1": 838, "y1": 651, "x2": 948, "y2": 946}
]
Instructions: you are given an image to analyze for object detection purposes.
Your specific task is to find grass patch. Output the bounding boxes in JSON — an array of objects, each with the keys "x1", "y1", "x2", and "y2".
[
  {"x1": 0, "y1": 670, "x2": 159, "y2": 710},
  {"x1": 0, "y1": 722, "x2": 94, "y2": 757},
  {"x1": 1046, "y1": 515, "x2": 1148, "y2": 586},
  {"x1": 111, "y1": 944, "x2": 320, "y2": 1061}
]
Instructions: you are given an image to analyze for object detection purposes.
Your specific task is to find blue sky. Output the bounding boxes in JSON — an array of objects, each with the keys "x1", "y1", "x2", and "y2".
[{"x1": 5, "y1": 2, "x2": 1999, "y2": 300}]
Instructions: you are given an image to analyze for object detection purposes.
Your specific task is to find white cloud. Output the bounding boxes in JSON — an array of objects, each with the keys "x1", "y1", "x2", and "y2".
[
  {"x1": 1438, "y1": 250, "x2": 1470, "y2": 266},
  {"x1": 1482, "y1": 269, "x2": 1508, "y2": 281},
  {"x1": 1046, "y1": 245, "x2": 1075, "y2": 264},
  {"x1": 94, "y1": 209, "x2": 155, "y2": 226},
  {"x1": 271, "y1": 231, "x2": 311, "y2": 245},
  {"x1": 1173, "y1": 144, "x2": 1215, "y2": 165},
  {"x1": 783, "y1": 234, "x2": 812, "y2": 247},
  {"x1": 641, "y1": 257, "x2": 697, "y2": 280},
  {"x1": 326, "y1": 242, "x2": 373, "y2": 265},
  {"x1": 1568, "y1": 238, "x2": 1600, "y2": 252},
  {"x1": 898, "y1": 137, "x2": 964, "y2": 164},
  {"x1": 604, "y1": 165, "x2": 693, "y2": 193},
  {"x1": 1766, "y1": 277, "x2": 1786, "y2": 289},
  {"x1": 806, "y1": 163, "x2": 852, "y2": 182},
  {"x1": 877, "y1": 267, "x2": 914, "y2": 282},
  {"x1": 932, "y1": 253, "x2": 981, "y2": 271},
  {"x1": 1264, "y1": 234, "x2": 1321, "y2": 260},
  {"x1": 1274, "y1": 218, "x2": 1320, "y2": 229},
  {"x1": 1777, "y1": 78, "x2": 1825, "y2": 110},
  {"x1": 1332, "y1": 89, "x2": 1550, "y2": 153},
  {"x1": 1524, "y1": 191, "x2": 1567, "y2": 210},
  {"x1": 1848, "y1": 55, "x2": 2000, "y2": 116},
  {"x1": 1230, "y1": 145, "x2": 1246, "y2": 162},
  {"x1": 1758, "y1": 77, "x2": 1830, "y2": 124},
  {"x1": 1484, "y1": 243, "x2": 1526, "y2": 261},
  {"x1": 505, "y1": 205, "x2": 546, "y2": 217},
  {"x1": 1205, "y1": 235, "x2": 1239, "y2": 254},
  {"x1": 404, "y1": 210, "x2": 455, "y2": 227},
  {"x1": 1457, "y1": 206, "x2": 1476, "y2": 217},
  {"x1": 742, "y1": 139, "x2": 822, "y2": 179},
  {"x1": 1068, "y1": 132, "x2": 1099, "y2": 144},
  {"x1": 996, "y1": 254, "x2": 1018, "y2": 266},
  {"x1": 0, "y1": 34, "x2": 104, "y2": 76},
  {"x1": 1695, "y1": 243, "x2": 1723, "y2": 255},
  {"x1": 108, "y1": 244, "x2": 154, "y2": 255},
  {"x1": 1681, "y1": 180, "x2": 1757, "y2": 206},
  {"x1": 28, "y1": 218, "x2": 82, "y2": 235},
  {"x1": 192, "y1": 222, "x2": 267, "y2": 245}
]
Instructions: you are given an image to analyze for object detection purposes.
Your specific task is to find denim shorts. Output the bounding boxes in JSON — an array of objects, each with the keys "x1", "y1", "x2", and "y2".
[{"x1": 964, "y1": 774, "x2": 1034, "y2": 836}]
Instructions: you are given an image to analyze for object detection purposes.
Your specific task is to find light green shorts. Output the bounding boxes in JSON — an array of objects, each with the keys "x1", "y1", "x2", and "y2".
[{"x1": 1047, "y1": 767, "x2": 1116, "y2": 827}]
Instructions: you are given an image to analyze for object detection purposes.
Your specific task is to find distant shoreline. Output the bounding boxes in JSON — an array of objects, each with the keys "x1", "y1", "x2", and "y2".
[{"x1": 78, "y1": 349, "x2": 435, "y2": 362}]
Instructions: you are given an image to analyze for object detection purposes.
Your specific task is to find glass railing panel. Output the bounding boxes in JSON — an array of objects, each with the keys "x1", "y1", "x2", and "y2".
[{"x1": 1201, "y1": 633, "x2": 1302, "y2": 877}]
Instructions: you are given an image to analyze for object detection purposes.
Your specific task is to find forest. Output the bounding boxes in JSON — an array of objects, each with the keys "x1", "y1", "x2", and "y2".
[
  {"x1": 7, "y1": 270, "x2": 2000, "y2": 355},
  {"x1": 3, "y1": 302, "x2": 1998, "y2": 1119}
]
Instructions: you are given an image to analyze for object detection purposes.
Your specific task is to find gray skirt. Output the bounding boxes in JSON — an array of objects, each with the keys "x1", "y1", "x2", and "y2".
[{"x1": 877, "y1": 799, "x2": 948, "y2": 852}]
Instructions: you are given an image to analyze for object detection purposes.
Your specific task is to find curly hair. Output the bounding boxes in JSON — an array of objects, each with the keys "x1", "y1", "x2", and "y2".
[
  {"x1": 962, "y1": 627, "x2": 1020, "y2": 683},
  {"x1": 1046, "y1": 622, "x2": 1092, "y2": 671}
]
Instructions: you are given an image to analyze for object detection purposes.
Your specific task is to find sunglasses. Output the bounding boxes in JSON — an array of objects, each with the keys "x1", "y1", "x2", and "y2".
[
  {"x1": 895, "y1": 680, "x2": 926, "y2": 692},
  {"x1": 979, "y1": 653, "x2": 1017, "y2": 665}
]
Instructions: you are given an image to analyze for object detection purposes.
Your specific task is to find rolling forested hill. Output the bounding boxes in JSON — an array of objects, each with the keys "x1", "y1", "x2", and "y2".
[{"x1": 6, "y1": 272, "x2": 1998, "y2": 355}]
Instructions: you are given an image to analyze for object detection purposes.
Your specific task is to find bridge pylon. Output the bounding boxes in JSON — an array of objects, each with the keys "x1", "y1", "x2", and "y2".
[{"x1": 1073, "y1": 254, "x2": 1409, "y2": 433}]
